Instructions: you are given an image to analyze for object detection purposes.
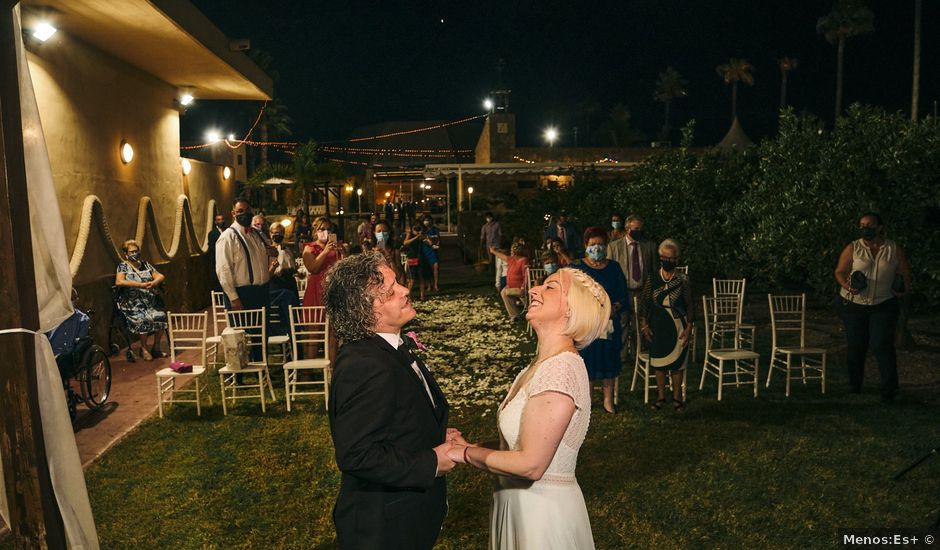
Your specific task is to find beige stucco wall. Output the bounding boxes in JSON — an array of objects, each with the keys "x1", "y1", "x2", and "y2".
[{"x1": 24, "y1": 33, "x2": 238, "y2": 343}]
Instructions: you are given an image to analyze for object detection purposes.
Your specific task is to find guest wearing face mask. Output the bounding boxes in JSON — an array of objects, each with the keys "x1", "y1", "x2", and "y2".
[
  {"x1": 115, "y1": 239, "x2": 168, "y2": 361},
  {"x1": 207, "y1": 213, "x2": 226, "y2": 291},
  {"x1": 538, "y1": 250, "x2": 560, "y2": 285},
  {"x1": 302, "y1": 217, "x2": 343, "y2": 308},
  {"x1": 422, "y1": 215, "x2": 441, "y2": 292},
  {"x1": 215, "y1": 199, "x2": 275, "y2": 313},
  {"x1": 373, "y1": 221, "x2": 407, "y2": 285},
  {"x1": 268, "y1": 222, "x2": 301, "y2": 336},
  {"x1": 252, "y1": 213, "x2": 273, "y2": 246},
  {"x1": 834, "y1": 212, "x2": 911, "y2": 402},
  {"x1": 574, "y1": 226, "x2": 628, "y2": 413},
  {"x1": 609, "y1": 213, "x2": 626, "y2": 242},
  {"x1": 480, "y1": 212, "x2": 502, "y2": 265},
  {"x1": 639, "y1": 239, "x2": 693, "y2": 411},
  {"x1": 607, "y1": 214, "x2": 657, "y2": 363}
]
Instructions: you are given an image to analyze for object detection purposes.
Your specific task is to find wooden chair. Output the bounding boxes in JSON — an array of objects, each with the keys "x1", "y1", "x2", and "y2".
[
  {"x1": 629, "y1": 296, "x2": 652, "y2": 403},
  {"x1": 674, "y1": 266, "x2": 696, "y2": 364},
  {"x1": 700, "y1": 296, "x2": 760, "y2": 401},
  {"x1": 524, "y1": 267, "x2": 546, "y2": 335},
  {"x1": 157, "y1": 312, "x2": 212, "y2": 417},
  {"x1": 205, "y1": 291, "x2": 228, "y2": 369},
  {"x1": 267, "y1": 305, "x2": 291, "y2": 367},
  {"x1": 296, "y1": 274, "x2": 308, "y2": 302},
  {"x1": 712, "y1": 278, "x2": 756, "y2": 350},
  {"x1": 219, "y1": 307, "x2": 277, "y2": 414},
  {"x1": 766, "y1": 294, "x2": 827, "y2": 397},
  {"x1": 283, "y1": 306, "x2": 331, "y2": 411}
]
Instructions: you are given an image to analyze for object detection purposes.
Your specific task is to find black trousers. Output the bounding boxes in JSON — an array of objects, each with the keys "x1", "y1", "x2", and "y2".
[{"x1": 837, "y1": 296, "x2": 899, "y2": 397}]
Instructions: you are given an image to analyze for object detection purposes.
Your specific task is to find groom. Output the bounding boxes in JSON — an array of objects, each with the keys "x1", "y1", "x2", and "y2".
[{"x1": 324, "y1": 251, "x2": 462, "y2": 549}]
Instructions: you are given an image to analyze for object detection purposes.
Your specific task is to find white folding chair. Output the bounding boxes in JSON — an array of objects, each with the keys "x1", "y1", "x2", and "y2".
[
  {"x1": 296, "y1": 274, "x2": 308, "y2": 302},
  {"x1": 700, "y1": 296, "x2": 760, "y2": 401},
  {"x1": 268, "y1": 306, "x2": 291, "y2": 367},
  {"x1": 156, "y1": 312, "x2": 212, "y2": 417},
  {"x1": 219, "y1": 307, "x2": 277, "y2": 414},
  {"x1": 712, "y1": 278, "x2": 755, "y2": 350},
  {"x1": 629, "y1": 296, "x2": 653, "y2": 403},
  {"x1": 674, "y1": 266, "x2": 696, "y2": 363},
  {"x1": 205, "y1": 291, "x2": 228, "y2": 369},
  {"x1": 283, "y1": 306, "x2": 331, "y2": 411},
  {"x1": 766, "y1": 294, "x2": 827, "y2": 397}
]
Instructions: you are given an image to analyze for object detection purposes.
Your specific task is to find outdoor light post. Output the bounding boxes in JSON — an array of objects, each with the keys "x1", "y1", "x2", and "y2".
[
  {"x1": 356, "y1": 188, "x2": 362, "y2": 215},
  {"x1": 468, "y1": 186, "x2": 474, "y2": 211},
  {"x1": 544, "y1": 126, "x2": 559, "y2": 148}
]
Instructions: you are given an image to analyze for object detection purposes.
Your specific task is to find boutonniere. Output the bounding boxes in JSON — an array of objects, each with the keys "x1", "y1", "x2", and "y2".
[{"x1": 405, "y1": 331, "x2": 428, "y2": 351}]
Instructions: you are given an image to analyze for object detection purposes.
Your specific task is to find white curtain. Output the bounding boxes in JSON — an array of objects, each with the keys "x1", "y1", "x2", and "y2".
[{"x1": 0, "y1": 6, "x2": 99, "y2": 549}]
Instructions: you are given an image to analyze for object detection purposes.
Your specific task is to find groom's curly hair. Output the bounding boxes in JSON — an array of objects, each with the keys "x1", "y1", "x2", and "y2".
[{"x1": 324, "y1": 251, "x2": 388, "y2": 342}]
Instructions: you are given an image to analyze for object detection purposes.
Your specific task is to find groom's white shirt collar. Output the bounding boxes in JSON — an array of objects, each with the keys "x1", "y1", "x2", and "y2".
[{"x1": 376, "y1": 332, "x2": 402, "y2": 349}]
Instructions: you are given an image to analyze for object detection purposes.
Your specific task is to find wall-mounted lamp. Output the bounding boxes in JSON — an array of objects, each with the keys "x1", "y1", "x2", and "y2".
[
  {"x1": 32, "y1": 22, "x2": 57, "y2": 42},
  {"x1": 222, "y1": 166, "x2": 232, "y2": 180},
  {"x1": 181, "y1": 158, "x2": 192, "y2": 176},
  {"x1": 120, "y1": 141, "x2": 134, "y2": 164}
]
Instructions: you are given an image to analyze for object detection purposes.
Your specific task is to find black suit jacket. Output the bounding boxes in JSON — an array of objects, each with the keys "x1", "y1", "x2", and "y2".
[{"x1": 329, "y1": 335, "x2": 449, "y2": 550}]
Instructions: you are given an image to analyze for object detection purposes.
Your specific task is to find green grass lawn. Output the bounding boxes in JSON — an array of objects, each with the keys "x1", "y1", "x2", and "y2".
[{"x1": 7, "y1": 271, "x2": 939, "y2": 549}]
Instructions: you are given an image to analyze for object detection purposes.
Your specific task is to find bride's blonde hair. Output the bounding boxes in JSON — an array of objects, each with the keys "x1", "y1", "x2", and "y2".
[{"x1": 559, "y1": 268, "x2": 611, "y2": 349}]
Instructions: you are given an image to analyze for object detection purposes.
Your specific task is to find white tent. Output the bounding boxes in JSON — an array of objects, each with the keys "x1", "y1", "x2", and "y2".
[{"x1": 0, "y1": 7, "x2": 99, "y2": 549}]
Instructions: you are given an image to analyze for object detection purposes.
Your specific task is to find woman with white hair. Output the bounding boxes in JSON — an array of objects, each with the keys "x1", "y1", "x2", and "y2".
[
  {"x1": 449, "y1": 267, "x2": 610, "y2": 549},
  {"x1": 639, "y1": 238, "x2": 693, "y2": 411}
]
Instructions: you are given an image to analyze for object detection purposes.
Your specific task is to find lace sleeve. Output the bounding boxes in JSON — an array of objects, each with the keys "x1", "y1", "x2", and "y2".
[{"x1": 527, "y1": 354, "x2": 589, "y2": 410}]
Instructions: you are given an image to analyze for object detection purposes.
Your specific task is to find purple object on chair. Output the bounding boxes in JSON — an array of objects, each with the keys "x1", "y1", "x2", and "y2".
[{"x1": 169, "y1": 361, "x2": 193, "y2": 373}]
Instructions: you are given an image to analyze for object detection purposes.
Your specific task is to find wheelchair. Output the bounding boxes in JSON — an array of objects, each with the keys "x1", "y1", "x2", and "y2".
[
  {"x1": 56, "y1": 334, "x2": 112, "y2": 421},
  {"x1": 107, "y1": 283, "x2": 168, "y2": 362}
]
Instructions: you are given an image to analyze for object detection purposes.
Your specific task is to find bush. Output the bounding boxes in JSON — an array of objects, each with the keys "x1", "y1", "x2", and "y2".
[{"x1": 518, "y1": 107, "x2": 940, "y2": 308}]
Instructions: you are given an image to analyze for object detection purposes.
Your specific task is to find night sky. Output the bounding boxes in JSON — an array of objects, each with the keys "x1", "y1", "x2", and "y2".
[{"x1": 184, "y1": 0, "x2": 939, "y2": 147}]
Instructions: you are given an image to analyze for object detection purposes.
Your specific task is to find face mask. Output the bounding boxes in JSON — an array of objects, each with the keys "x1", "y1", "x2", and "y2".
[
  {"x1": 235, "y1": 211, "x2": 252, "y2": 227},
  {"x1": 215, "y1": 221, "x2": 225, "y2": 229},
  {"x1": 543, "y1": 263, "x2": 558, "y2": 275},
  {"x1": 423, "y1": 220, "x2": 431, "y2": 226},
  {"x1": 127, "y1": 251, "x2": 140, "y2": 262},
  {"x1": 272, "y1": 234, "x2": 284, "y2": 244},
  {"x1": 629, "y1": 229, "x2": 643, "y2": 241},
  {"x1": 660, "y1": 259, "x2": 677, "y2": 272},
  {"x1": 612, "y1": 221, "x2": 623, "y2": 229},
  {"x1": 486, "y1": 217, "x2": 493, "y2": 223},
  {"x1": 586, "y1": 244, "x2": 606, "y2": 261},
  {"x1": 317, "y1": 230, "x2": 330, "y2": 242},
  {"x1": 859, "y1": 227, "x2": 877, "y2": 241},
  {"x1": 375, "y1": 231, "x2": 388, "y2": 242}
]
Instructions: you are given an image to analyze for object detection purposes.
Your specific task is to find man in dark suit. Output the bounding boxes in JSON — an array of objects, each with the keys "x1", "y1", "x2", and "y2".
[
  {"x1": 543, "y1": 211, "x2": 582, "y2": 257},
  {"x1": 207, "y1": 213, "x2": 225, "y2": 291},
  {"x1": 324, "y1": 251, "x2": 463, "y2": 550},
  {"x1": 607, "y1": 214, "x2": 657, "y2": 359}
]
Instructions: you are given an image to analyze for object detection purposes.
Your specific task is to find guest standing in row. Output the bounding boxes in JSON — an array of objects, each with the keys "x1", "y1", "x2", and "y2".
[
  {"x1": 607, "y1": 214, "x2": 656, "y2": 360},
  {"x1": 544, "y1": 211, "x2": 582, "y2": 258},
  {"x1": 639, "y1": 239, "x2": 693, "y2": 411},
  {"x1": 834, "y1": 212, "x2": 911, "y2": 402},
  {"x1": 115, "y1": 239, "x2": 168, "y2": 360},
  {"x1": 215, "y1": 198, "x2": 273, "y2": 312},
  {"x1": 574, "y1": 227, "x2": 628, "y2": 414},
  {"x1": 480, "y1": 212, "x2": 502, "y2": 265},
  {"x1": 303, "y1": 216, "x2": 342, "y2": 308}
]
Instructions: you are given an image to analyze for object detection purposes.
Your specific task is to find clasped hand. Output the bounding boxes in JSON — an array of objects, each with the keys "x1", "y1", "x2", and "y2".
[{"x1": 433, "y1": 427, "x2": 476, "y2": 475}]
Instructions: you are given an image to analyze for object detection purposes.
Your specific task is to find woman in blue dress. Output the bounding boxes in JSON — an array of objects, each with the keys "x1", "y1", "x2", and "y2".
[
  {"x1": 574, "y1": 226, "x2": 629, "y2": 413},
  {"x1": 639, "y1": 239, "x2": 693, "y2": 411},
  {"x1": 115, "y1": 239, "x2": 168, "y2": 361}
]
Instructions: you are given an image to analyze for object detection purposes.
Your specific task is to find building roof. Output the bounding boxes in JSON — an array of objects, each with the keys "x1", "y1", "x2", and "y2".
[
  {"x1": 716, "y1": 117, "x2": 754, "y2": 151},
  {"x1": 320, "y1": 120, "x2": 482, "y2": 169},
  {"x1": 21, "y1": 0, "x2": 272, "y2": 100},
  {"x1": 422, "y1": 162, "x2": 639, "y2": 178}
]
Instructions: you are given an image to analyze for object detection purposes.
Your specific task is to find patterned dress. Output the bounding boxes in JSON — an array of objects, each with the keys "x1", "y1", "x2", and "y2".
[
  {"x1": 640, "y1": 270, "x2": 693, "y2": 371},
  {"x1": 115, "y1": 261, "x2": 167, "y2": 334}
]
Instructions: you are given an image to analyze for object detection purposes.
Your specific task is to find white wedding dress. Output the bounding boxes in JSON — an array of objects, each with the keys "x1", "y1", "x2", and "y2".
[{"x1": 490, "y1": 351, "x2": 595, "y2": 549}]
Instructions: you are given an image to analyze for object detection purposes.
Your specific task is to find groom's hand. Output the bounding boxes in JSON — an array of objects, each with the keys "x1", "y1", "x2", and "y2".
[
  {"x1": 446, "y1": 427, "x2": 470, "y2": 446},
  {"x1": 434, "y1": 441, "x2": 457, "y2": 476}
]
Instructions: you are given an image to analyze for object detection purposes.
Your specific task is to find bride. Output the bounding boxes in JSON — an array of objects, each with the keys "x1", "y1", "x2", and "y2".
[{"x1": 450, "y1": 268, "x2": 610, "y2": 549}]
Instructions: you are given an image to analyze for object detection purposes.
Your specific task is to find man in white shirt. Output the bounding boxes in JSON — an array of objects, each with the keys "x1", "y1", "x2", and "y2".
[
  {"x1": 215, "y1": 198, "x2": 275, "y2": 312},
  {"x1": 607, "y1": 214, "x2": 656, "y2": 360}
]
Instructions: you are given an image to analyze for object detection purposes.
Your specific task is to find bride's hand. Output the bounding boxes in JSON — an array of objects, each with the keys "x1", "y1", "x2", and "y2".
[
  {"x1": 447, "y1": 444, "x2": 468, "y2": 464},
  {"x1": 446, "y1": 427, "x2": 470, "y2": 446}
]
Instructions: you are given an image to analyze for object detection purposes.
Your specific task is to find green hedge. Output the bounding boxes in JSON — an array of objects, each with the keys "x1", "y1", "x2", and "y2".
[{"x1": 514, "y1": 106, "x2": 940, "y2": 308}]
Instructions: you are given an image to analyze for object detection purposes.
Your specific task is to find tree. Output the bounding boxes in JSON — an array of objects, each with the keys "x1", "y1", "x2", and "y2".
[
  {"x1": 597, "y1": 104, "x2": 646, "y2": 147},
  {"x1": 911, "y1": 0, "x2": 922, "y2": 122},
  {"x1": 778, "y1": 56, "x2": 799, "y2": 110},
  {"x1": 258, "y1": 97, "x2": 292, "y2": 167},
  {"x1": 716, "y1": 58, "x2": 754, "y2": 122},
  {"x1": 816, "y1": 0, "x2": 874, "y2": 121},
  {"x1": 247, "y1": 141, "x2": 345, "y2": 214},
  {"x1": 653, "y1": 67, "x2": 688, "y2": 141}
]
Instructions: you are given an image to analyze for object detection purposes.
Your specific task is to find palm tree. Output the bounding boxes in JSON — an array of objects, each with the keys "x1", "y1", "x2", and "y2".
[
  {"x1": 778, "y1": 57, "x2": 799, "y2": 110},
  {"x1": 598, "y1": 104, "x2": 646, "y2": 147},
  {"x1": 653, "y1": 67, "x2": 688, "y2": 141},
  {"x1": 716, "y1": 58, "x2": 755, "y2": 122},
  {"x1": 293, "y1": 141, "x2": 345, "y2": 215},
  {"x1": 816, "y1": 0, "x2": 874, "y2": 121},
  {"x1": 911, "y1": 0, "x2": 922, "y2": 121}
]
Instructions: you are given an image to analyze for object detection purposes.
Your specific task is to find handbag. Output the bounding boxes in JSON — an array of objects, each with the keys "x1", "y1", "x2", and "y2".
[
  {"x1": 221, "y1": 328, "x2": 249, "y2": 370},
  {"x1": 169, "y1": 361, "x2": 193, "y2": 373},
  {"x1": 849, "y1": 270, "x2": 868, "y2": 291}
]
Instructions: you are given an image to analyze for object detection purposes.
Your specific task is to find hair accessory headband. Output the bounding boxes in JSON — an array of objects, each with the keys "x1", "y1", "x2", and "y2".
[{"x1": 567, "y1": 268, "x2": 607, "y2": 307}]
